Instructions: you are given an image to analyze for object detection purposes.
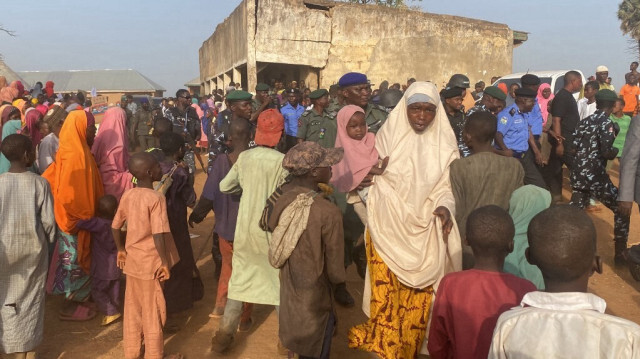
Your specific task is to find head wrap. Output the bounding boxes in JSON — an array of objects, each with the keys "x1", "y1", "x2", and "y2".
[
  {"x1": 367, "y1": 81, "x2": 461, "y2": 289},
  {"x1": 330, "y1": 105, "x2": 379, "y2": 192},
  {"x1": 91, "y1": 107, "x2": 133, "y2": 200},
  {"x1": 24, "y1": 107, "x2": 43, "y2": 149},
  {"x1": 504, "y1": 185, "x2": 551, "y2": 290},
  {"x1": 536, "y1": 83, "x2": 554, "y2": 126},
  {"x1": 0, "y1": 119, "x2": 24, "y2": 174},
  {"x1": 42, "y1": 110, "x2": 104, "y2": 273}
]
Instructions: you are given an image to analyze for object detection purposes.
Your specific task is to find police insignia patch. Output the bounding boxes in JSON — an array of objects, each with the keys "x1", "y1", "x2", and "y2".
[{"x1": 500, "y1": 117, "x2": 508, "y2": 125}]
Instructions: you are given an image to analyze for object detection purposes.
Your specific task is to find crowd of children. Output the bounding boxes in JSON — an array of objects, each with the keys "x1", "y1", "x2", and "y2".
[{"x1": 3, "y1": 65, "x2": 640, "y2": 359}]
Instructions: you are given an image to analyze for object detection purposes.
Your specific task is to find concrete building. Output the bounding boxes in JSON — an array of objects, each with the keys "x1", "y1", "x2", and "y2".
[{"x1": 198, "y1": 0, "x2": 527, "y2": 94}]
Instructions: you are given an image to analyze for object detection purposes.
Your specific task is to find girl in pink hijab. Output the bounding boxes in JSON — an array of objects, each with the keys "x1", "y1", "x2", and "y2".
[
  {"x1": 331, "y1": 104, "x2": 388, "y2": 225},
  {"x1": 91, "y1": 107, "x2": 133, "y2": 200},
  {"x1": 537, "y1": 83, "x2": 554, "y2": 126}
]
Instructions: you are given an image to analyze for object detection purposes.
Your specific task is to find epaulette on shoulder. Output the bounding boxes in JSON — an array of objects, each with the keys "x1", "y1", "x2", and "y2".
[{"x1": 509, "y1": 107, "x2": 516, "y2": 116}]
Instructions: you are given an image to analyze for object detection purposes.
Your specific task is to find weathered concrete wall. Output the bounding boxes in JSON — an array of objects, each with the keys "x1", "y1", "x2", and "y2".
[
  {"x1": 199, "y1": 0, "x2": 516, "y2": 93},
  {"x1": 199, "y1": 2, "x2": 248, "y2": 84},
  {"x1": 321, "y1": 4, "x2": 513, "y2": 88},
  {"x1": 254, "y1": 0, "x2": 332, "y2": 68}
]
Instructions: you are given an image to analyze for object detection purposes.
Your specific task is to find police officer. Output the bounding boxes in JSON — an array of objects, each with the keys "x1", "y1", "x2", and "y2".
[
  {"x1": 495, "y1": 87, "x2": 547, "y2": 189},
  {"x1": 338, "y1": 72, "x2": 388, "y2": 134},
  {"x1": 569, "y1": 89, "x2": 629, "y2": 263},
  {"x1": 441, "y1": 86, "x2": 468, "y2": 156},
  {"x1": 280, "y1": 88, "x2": 305, "y2": 151},
  {"x1": 448, "y1": 74, "x2": 475, "y2": 111},
  {"x1": 520, "y1": 74, "x2": 544, "y2": 143},
  {"x1": 466, "y1": 85, "x2": 506, "y2": 117},
  {"x1": 167, "y1": 89, "x2": 201, "y2": 185},
  {"x1": 296, "y1": 89, "x2": 337, "y2": 148}
]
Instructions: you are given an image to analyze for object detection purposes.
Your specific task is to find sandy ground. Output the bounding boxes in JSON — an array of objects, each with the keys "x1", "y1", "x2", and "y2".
[{"x1": 36, "y1": 161, "x2": 640, "y2": 359}]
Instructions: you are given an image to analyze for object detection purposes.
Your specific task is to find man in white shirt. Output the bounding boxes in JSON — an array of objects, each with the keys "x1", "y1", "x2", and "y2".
[
  {"x1": 489, "y1": 205, "x2": 640, "y2": 359},
  {"x1": 577, "y1": 80, "x2": 599, "y2": 120}
]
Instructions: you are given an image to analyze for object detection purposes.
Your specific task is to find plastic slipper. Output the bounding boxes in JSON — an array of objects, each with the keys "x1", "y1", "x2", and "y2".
[{"x1": 58, "y1": 304, "x2": 96, "y2": 322}]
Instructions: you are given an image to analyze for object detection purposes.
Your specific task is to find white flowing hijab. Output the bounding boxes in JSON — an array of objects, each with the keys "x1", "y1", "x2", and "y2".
[{"x1": 367, "y1": 81, "x2": 462, "y2": 289}]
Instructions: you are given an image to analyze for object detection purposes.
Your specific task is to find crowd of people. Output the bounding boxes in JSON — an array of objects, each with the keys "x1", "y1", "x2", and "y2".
[{"x1": 2, "y1": 62, "x2": 640, "y2": 359}]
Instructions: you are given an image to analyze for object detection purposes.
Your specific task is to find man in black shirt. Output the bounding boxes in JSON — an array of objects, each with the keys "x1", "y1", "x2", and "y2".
[
  {"x1": 166, "y1": 89, "x2": 202, "y2": 185},
  {"x1": 543, "y1": 70, "x2": 583, "y2": 203}
]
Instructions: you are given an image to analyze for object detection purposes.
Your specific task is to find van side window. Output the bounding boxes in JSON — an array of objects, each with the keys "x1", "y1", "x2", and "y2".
[{"x1": 554, "y1": 76, "x2": 565, "y2": 94}]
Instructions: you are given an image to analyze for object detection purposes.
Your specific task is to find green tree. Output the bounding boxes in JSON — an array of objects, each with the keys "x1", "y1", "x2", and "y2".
[
  {"x1": 342, "y1": 0, "x2": 421, "y2": 8},
  {"x1": 618, "y1": 0, "x2": 640, "y2": 58}
]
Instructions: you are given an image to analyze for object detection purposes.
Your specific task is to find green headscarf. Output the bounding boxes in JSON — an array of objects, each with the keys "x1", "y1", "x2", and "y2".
[
  {"x1": 503, "y1": 185, "x2": 551, "y2": 289},
  {"x1": 0, "y1": 119, "x2": 24, "y2": 174}
]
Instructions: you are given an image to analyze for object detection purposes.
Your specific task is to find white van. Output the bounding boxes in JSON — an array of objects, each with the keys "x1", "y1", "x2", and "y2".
[{"x1": 493, "y1": 70, "x2": 586, "y2": 100}]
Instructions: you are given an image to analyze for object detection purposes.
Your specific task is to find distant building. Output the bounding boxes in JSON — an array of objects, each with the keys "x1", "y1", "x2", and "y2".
[
  {"x1": 184, "y1": 76, "x2": 201, "y2": 96},
  {"x1": 18, "y1": 69, "x2": 165, "y2": 106},
  {"x1": 198, "y1": 0, "x2": 527, "y2": 94}
]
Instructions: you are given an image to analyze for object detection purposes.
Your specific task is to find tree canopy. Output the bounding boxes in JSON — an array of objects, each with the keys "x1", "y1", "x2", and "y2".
[{"x1": 618, "y1": 0, "x2": 640, "y2": 57}]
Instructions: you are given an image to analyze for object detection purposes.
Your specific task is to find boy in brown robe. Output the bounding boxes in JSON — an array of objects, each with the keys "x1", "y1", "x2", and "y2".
[
  {"x1": 450, "y1": 111, "x2": 525, "y2": 268},
  {"x1": 266, "y1": 141, "x2": 346, "y2": 359}
]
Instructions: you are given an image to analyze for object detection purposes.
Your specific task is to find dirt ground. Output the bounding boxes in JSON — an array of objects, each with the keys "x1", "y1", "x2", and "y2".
[{"x1": 37, "y1": 162, "x2": 640, "y2": 359}]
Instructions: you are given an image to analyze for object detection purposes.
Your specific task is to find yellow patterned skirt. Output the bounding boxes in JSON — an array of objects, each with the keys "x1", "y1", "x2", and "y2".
[{"x1": 348, "y1": 231, "x2": 434, "y2": 359}]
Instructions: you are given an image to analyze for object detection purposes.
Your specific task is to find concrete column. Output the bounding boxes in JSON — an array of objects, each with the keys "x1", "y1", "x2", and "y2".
[
  {"x1": 246, "y1": 0, "x2": 258, "y2": 94},
  {"x1": 204, "y1": 79, "x2": 210, "y2": 95},
  {"x1": 218, "y1": 76, "x2": 224, "y2": 91},
  {"x1": 223, "y1": 72, "x2": 231, "y2": 91},
  {"x1": 232, "y1": 67, "x2": 241, "y2": 89}
]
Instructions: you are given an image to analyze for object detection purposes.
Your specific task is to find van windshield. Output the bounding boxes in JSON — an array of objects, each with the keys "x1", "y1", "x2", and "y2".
[{"x1": 493, "y1": 77, "x2": 553, "y2": 94}]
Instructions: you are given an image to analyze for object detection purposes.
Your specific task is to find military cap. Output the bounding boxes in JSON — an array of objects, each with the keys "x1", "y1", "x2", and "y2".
[
  {"x1": 441, "y1": 86, "x2": 465, "y2": 99},
  {"x1": 483, "y1": 86, "x2": 507, "y2": 101},
  {"x1": 226, "y1": 90, "x2": 253, "y2": 101},
  {"x1": 514, "y1": 87, "x2": 537, "y2": 98},
  {"x1": 255, "y1": 83, "x2": 270, "y2": 91},
  {"x1": 282, "y1": 141, "x2": 344, "y2": 176},
  {"x1": 338, "y1": 72, "x2": 370, "y2": 88},
  {"x1": 447, "y1": 74, "x2": 470, "y2": 89},
  {"x1": 595, "y1": 89, "x2": 618, "y2": 102},
  {"x1": 309, "y1": 89, "x2": 329, "y2": 100},
  {"x1": 521, "y1": 74, "x2": 541, "y2": 86}
]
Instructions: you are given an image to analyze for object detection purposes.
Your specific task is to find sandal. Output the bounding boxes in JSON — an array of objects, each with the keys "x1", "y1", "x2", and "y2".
[
  {"x1": 101, "y1": 313, "x2": 122, "y2": 326},
  {"x1": 58, "y1": 304, "x2": 96, "y2": 321}
]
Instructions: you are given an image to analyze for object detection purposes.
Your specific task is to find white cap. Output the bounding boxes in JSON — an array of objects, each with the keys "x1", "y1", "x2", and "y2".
[{"x1": 596, "y1": 65, "x2": 609, "y2": 73}]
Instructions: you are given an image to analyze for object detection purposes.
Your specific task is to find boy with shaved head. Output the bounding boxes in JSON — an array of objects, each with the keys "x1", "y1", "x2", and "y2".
[
  {"x1": 112, "y1": 152, "x2": 182, "y2": 359},
  {"x1": 489, "y1": 205, "x2": 640, "y2": 358}
]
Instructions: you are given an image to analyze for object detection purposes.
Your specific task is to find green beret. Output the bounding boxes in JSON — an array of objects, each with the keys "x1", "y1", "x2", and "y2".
[
  {"x1": 309, "y1": 89, "x2": 329, "y2": 100},
  {"x1": 483, "y1": 86, "x2": 506, "y2": 101},
  {"x1": 226, "y1": 90, "x2": 253, "y2": 102},
  {"x1": 595, "y1": 89, "x2": 618, "y2": 102},
  {"x1": 255, "y1": 83, "x2": 270, "y2": 91}
]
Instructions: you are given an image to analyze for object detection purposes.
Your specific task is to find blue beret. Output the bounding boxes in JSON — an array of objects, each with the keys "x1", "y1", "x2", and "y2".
[{"x1": 338, "y1": 72, "x2": 369, "y2": 88}]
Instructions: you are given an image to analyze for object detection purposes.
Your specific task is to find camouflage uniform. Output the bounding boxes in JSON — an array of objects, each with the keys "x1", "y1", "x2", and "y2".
[
  {"x1": 569, "y1": 109, "x2": 629, "y2": 245},
  {"x1": 165, "y1": 106, "x2": 201, "y2": 185},
  {"x1": 296, "y1": 108, "x2": 337, "y2": 148},
  {"x1": 448, "y1": 107, "x2": 468, "y2": 158},
  {"x1": 363, "y1": 103, "x2": 388, "y2": 134}
]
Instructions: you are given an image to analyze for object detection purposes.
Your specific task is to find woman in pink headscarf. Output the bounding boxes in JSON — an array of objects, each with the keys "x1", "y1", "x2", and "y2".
[
  {"x1": 24, "y1": 107, "x2": 44, "y2": 149},
  {"x1": 537, "y1": 83, "x2": 554, "y2": 126},
  {"x1": 331, "y1": 104, "x2": 388, "y2": 225},
  {"x1": 91, "y1": 106, "x2": 133, "y2": 200}
]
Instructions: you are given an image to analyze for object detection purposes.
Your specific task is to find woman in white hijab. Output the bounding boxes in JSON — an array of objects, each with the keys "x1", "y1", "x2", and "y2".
[{"x1": 349, "y1": 82, "x2": 462, "y2": 359}]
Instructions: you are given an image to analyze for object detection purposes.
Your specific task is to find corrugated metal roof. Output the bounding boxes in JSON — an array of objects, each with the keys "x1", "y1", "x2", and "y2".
[
  {"x1": 17, "y1": 69, "x2": 165, "y2": 93},
  {"x1": 184, "y1": 76, "x2": 200, "y2": 87},
  {"x1": 0, "y1": 59, "x2": 29, "y2": 87}
]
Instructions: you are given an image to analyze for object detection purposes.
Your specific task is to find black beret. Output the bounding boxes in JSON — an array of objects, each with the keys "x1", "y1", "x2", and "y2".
[
  {"x1": 521, "y1": 74, "x2": 541, "y2": 86},
  {"x1": 441, "y1": 86, "x2": 465, "y2": 99},
  {"x1": 514, "y1": 87, "x2": 537, "y2": 98}
]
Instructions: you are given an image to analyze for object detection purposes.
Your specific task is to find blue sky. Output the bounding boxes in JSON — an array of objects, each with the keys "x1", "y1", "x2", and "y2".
[{"x1": 1, "y1": 0, "x2": 635, "y2": 95}]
